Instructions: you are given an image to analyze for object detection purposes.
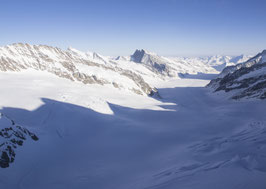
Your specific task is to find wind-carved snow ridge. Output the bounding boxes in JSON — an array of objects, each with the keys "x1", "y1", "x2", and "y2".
[
  {"x1": 207, "y1": 50, "x2": 266, "y2": 100},
  {"x1": 0, "y1": 113, "x2": 38, "y2": 168}
]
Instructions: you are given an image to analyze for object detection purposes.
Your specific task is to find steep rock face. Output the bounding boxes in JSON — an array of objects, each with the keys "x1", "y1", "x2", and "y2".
[
  {"x1": 0, "y1": 113, "x2": 38, "y2": 168},
  {"x1": 207, "y1": 50, "x2": 266, "y2": 99},
  {"x1": 131, "y1": 49, "x2": 146, "y2": 63},
  {"x1": 0, "y1": 43, "x2": 157, "y2": 96}
]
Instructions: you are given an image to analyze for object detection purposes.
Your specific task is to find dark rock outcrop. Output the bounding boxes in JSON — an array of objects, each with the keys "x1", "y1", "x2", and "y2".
[{"x1": 0, "y1": 113, "x2": 38, "y2": 168}]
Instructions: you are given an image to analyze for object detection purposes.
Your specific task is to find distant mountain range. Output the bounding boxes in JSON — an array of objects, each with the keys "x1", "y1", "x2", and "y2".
[{"x1": 0, "y1": 43, "x2": 252, "y2": 97}]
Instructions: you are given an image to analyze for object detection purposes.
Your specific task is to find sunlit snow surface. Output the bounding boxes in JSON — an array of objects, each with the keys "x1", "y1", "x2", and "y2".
[{"x1": 0, "y1": 70, "x2": 265, "y2": 189}]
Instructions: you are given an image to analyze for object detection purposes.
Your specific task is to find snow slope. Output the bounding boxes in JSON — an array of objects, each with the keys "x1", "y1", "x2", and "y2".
[{"x1": 0, "y1": 68, "x2": 265, "y2": 189}]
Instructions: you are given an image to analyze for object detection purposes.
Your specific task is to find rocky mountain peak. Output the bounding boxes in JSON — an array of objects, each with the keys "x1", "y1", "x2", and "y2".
[{"x1": 131, "y1": 49, "x2": 146, "y2": 63}]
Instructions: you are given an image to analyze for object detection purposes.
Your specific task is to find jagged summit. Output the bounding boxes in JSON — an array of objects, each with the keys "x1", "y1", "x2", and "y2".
[
  {"x1": 131, "y1": 49, "x2": 146, "y2": 63},
  {"x1": 131, "y1": 49, "x2": 157, "y2": 63}
]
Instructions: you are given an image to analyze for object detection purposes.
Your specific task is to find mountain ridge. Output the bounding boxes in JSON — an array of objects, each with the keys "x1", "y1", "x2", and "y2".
[
  {"x1": 0, "y1": 43, "x2": 253, "y2": 97},
  {"x1": 207, "y1": 49, "x2": 266, "y2": 99},
  {"x1": 0, "y1": 43, "x2": 157, "y2": 96}
]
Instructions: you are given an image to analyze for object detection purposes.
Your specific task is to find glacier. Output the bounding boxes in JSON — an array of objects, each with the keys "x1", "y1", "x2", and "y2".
[{"x1": 0, "y1": 44, "x2": 265, "y2": 189}]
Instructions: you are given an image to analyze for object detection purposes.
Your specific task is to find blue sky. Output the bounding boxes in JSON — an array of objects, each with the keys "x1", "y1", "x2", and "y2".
[{"x1": 1, "y1": 0, "x2": 266, "y2": 56}]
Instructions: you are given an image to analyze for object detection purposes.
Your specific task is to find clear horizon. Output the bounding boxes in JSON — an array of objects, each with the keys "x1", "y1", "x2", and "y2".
[{"x1": 1, "y1": 0, "x2": 266, "y2": 56}]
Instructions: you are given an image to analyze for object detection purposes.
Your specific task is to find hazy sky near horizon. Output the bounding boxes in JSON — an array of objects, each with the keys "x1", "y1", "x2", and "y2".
[{"x1": 1, "y1": 0, "x2": 266, "y2": 56}]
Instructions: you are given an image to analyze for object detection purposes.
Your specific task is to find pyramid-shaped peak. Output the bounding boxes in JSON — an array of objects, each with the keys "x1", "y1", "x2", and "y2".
[
  {"x1": 131, "y1": 49, "x2": 145, "y2": 63},
  {"x1": 131, "y1": 49, "x2": 157, "y2": 63}
]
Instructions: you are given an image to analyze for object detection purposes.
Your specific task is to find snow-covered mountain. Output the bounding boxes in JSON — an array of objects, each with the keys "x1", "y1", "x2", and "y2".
[
  {"x1": 130, "y1": 49, "x2": 218, "y2": 76},
  {"x1": 0, "y1": 43, "x2": 158, "y2": 96},
  {"x1": 0, "y1": 43, "x2": 257, "y2": 100},
  {"x1": 129, "y1": 51, "x2": 251, "y2": 78},
  {"x1": 0, "y1": 43, "x2": 252, "y2": 85},
  {"x1": 203, "y1": 54, "x2": 252, "y2": 71},
  {"x1": 169, "y1": 54, "x2": 252, "y2": 74},
  {"x1": 207, "y1": 50, "x2": 266, "y2": 99},
  {"x1": 0, "y1": 43, "x2": 244, "y2": 97}
]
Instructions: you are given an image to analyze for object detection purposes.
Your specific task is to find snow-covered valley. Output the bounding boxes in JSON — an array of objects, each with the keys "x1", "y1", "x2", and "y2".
[{"x1": 0, "y1": 44, "x2": 265, "y2": 189}]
